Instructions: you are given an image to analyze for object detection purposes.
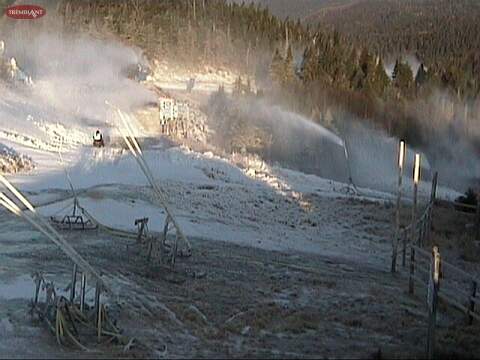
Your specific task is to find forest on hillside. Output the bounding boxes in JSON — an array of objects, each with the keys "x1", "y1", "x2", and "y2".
[
  {"x1": 58, "y1": 0, "x2": 480, "y2": 169},
  {"x1": 313, "y1": 0, "x2": 480, "y2": 98}
]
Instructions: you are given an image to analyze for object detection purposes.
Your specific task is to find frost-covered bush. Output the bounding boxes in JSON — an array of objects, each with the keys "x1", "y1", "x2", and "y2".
[{"x1": 0, "y1": 144, "x2": 35, "y2": 174}]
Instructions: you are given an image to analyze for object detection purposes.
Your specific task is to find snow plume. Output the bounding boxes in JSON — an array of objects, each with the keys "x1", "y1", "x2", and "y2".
[
  {"x1": 340, "y1": 117, "x2": 432, "y2": 193},
  {"x1": 247, "y1": 101, "x2": 345, "y2": 148},
  {"x1": 330, "y1": 91, "x2": 480, "y2": 194},
  {"x1": 207, "y1": 91, "x2": 440, "y2": 193},
  {"x1": 0, "y1": 12, "x2": 156, "y2": 140},
  {"x1": 206, "y1": 93, "x2": 348, "y2": 181},
  {"x1": 408, "y1": 89, "x2": 480, "y2": 191}
]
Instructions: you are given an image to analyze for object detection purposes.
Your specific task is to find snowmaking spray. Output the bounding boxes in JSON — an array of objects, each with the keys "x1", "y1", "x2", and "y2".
[{"x1": 210, "y1": 98, "x2": 359, "y2": 191}]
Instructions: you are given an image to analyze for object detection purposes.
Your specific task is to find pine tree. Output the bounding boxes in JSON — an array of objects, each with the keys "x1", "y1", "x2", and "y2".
[
  {"x1": 415, "y1": 63, "x2": 428, "y2": 87},
  {"x1": 392, "y1": 59, "x2": 400, "y2": 82},
  {"x1": 270, "y1": 48, "x2": 284, "y2": 85},
  {"x1": 283, "y1": 45, "x2": 296, "y2": 86},
  {"x1": 393, "y1": 59, "x2": 414, "y2": 96},
  {"x1": 300, "y1": 46, "x2": 316, "y2": 82},
  {"x1": 372, "y1": 58, "x2": 390, "y2": 95}
]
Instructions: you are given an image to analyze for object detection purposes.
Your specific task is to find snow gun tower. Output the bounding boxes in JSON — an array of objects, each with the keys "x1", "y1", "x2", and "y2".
[{"x1": 49, "y1": 150, "x2": 97, "y2": 231}]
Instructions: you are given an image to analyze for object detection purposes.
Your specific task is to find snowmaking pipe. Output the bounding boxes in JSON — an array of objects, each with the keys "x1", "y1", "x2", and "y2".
[
  {"x1": 0, "y1": 174, "x2": 35, "y2": 212},
  {"x1": 120, "y1": 118, "x2": 191, "y2": 249},
  {"x1": 105, "y1": 101, "x2": 191, "y2": 251},
  {"x1": 0, "y1": 180, "x2": 113, "y2": 296},
  {"x1": 58, "y1": 140, "x2": 78, "y2": 201}
]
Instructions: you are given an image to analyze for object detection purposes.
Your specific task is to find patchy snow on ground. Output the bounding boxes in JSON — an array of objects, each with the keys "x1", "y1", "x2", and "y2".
[
  {"x1": 0, "y1": 41, "x2": 475, "y2": 358},
  {"x1": 0, "y1": 275, "x2": 34, "y2": 300},
  {"x1": 27, "y1": 143, "x2": 397, "y2": 268}
]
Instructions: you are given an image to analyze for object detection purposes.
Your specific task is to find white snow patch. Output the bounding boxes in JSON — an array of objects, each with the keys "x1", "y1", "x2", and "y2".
[{"x1": 0, "y1": 275, "x2": 34, "y2": 300}]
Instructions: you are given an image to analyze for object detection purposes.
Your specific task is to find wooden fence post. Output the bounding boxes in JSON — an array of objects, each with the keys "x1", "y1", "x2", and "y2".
[
  {"x1": 421, "y1": 218, "x2": 428, "y2": 246},
  {"x1": 469, "y1": 280, "x2": 477, "y2": 325},
  {"x1": 412, "y1": 154, "x2": 420, "y2": 246},
  {"x1": 392, "y1": 141, "x2": 406, "y2": 273},
  {"x1": 475, "y1": 202, "x2": 480, "y2": 241},
  {"x1": 427, "y1": 246, "x2": 441, "y2": 359},
  {"x1": 427, "y1": 172, "x2": 438, "y2": 244},
  {"x1": 94, "y1": 281, "x2": 102, "y2": 340},
  {"x1": 409, "y1": 247, "x2": 415, "y2": 295}
]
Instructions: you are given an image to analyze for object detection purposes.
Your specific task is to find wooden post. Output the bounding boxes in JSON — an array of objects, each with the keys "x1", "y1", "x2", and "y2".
[
  {"x1": 97, "y1": 304, "x2": 102, "y2": 341},
  {"x1": 69, "y1": 263, "x2": 77, "y2": 303},
  {"x1": 94, "y1": 281, "x2": 101, "y2": 322},
  {"x1": 80, "y1": 273, "x2": 86, "y2": 312},
  {"x1": 430, "y1": 172, "x2": 438, "y2": 204},
  {"x1": 427, "y1": 172, "x2": 438, "y2": 244},
  {"x1": 402, "y1": 230, "x2": 407, "y2": 267},
  {"x1": 94, "y1": 281, "x2": 102, "y2": 341},
  {"x1": 475, "y1": 202, "x2": 480, "y2": 241},
  {"x1": 469, "y1": 280, "x2": 477, "y2": 325},
  {"x1": 412, "y1": 154, "x2": 420, "y2": 246},
  {"x1": 392, "y1": 140, "x2": 406, "y2": 273},
  {"x1": 427, "y1": 246, "x2": 441, "y2": 359},
  {"x1": 421, "y1": 218, "x2": 427, "y2": 247},
  {"x1": 409, "y1": 247, "x2": 415, "y2": 294}
]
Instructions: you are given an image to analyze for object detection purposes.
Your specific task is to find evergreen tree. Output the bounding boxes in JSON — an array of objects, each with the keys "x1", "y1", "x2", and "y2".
[
  {"x1": 373, "y1": 58, "x2": 390, "y2": 95},
  {"x1": 393, "y1": 59, "x2": 414, "y2": 96},
  {"x1": 415, "y1": 63, "x2": 428, "y2": 87},
  {"x1": 270, "y1": 48, "x2": 284, "y2": 85},
  {"x1": 392, "y1": 59, "x2": 400, "y2": 81},
  {"x1": 283, "y1": 45, "x2": 296, "y2": 86}
]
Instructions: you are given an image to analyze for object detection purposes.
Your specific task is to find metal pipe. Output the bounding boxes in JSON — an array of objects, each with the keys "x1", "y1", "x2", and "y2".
[
  {"x1": 94, "y1": 281, "x2": 101, "y2": 324},
  {"x1": 80, "y1": 273, "x2": 86, "y2": 312},
  {"x1": 70, "y1": 263, "x2": 77, "y2": 303}
]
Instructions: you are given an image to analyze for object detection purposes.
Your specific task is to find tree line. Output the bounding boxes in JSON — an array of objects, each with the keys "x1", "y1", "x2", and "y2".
[{"x1": 59, "y1": 0, "x2": 480, "y2": 156}]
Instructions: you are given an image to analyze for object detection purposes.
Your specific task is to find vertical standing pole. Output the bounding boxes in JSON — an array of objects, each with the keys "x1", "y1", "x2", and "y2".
[
  {"x1": 97, "y1": 304, "x2": 103, "y2": 341},
  {"x1": 343, "y1": 137, "x2": 358, "y2": 195},
  {"x1": 409, "y1": 246, "x2": 415, "y2": 294},
  {"x1": 468, "y1": 280, "x2": 477, "y2": 325},
  {"x1": 94, "y1": 281, "x2": 102, "y2": 341},
  {"x1": 402, "y1": 231, "x2": 407, "y2": 267},
  {"x1": 393, "y1": 140, "x2": 406, "y2": 273},
  {"x1": 80, "y1": 273, "x2": 86, "y2": 312},
  {"x1": 427, "y1": 172, "x2": 438, "y2": 244},
  {"x1": 427, "y1": 246, "x2": 441, "y2": 359},
  {"x1": 412, "y1": 154, "x2": 421, "y2": 246},
  {"x1": 34, "y1": 275, "x2": 41, "y2": 306},
  {"x1": 69, "y1": 263, "x2": 77, "y2": 303},
  {"x1": 430, "y1": 172, "x2": 438, "y2": 204},
  {"x1": 94, "y1": 281, "x2": 101, "y2": 323},
  {"x1": 475, "y1": 202, "x2": 480, "y2": 241}
]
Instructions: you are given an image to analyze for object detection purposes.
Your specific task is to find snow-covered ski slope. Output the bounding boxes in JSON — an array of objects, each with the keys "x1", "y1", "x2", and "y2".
[{"x1": 0, "y1": 26, "x2": 463, "y2": 271}]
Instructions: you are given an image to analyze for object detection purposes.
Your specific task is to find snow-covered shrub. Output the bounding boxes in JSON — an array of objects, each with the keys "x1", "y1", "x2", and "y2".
[{"x1": 0, "y1": 144, "x2": 35, "y2": 174}]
